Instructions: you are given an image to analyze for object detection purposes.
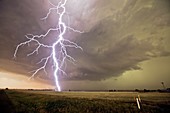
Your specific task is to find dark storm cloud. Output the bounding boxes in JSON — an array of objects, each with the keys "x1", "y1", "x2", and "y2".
[
  {"x1": 0, "y1": 0, "x2": 47, "y2": 58},
  {"x1": 0, "y1": 0, "x2": 170, "y2": 82},
  {"x1": 0, "y1": 0, "x2": 54, "y2": 81},
  {"x1": 65, "y1": 0, "x2": 170, "y2": 80},
  {"x1": 66, "y1": 32, "x2": 169, "y2": 80}
]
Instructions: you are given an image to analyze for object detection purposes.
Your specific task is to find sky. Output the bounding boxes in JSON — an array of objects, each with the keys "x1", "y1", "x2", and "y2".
[{"x1": 0, "y1": 0, "x2": 170, "y2": 90}]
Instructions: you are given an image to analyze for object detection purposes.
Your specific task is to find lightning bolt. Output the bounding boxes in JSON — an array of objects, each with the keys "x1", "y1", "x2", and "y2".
[{"x1": 14, "y1": 0, "x2": 83, "y2": 91}]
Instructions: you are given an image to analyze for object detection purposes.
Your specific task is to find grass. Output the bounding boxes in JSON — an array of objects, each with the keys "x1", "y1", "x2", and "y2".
[{"x1": 4, "y1": 90, "x2": 170, "y2": 113}]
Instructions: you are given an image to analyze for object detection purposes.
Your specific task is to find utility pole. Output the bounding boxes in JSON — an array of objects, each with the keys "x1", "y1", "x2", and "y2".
[{"x1": 161, "y1": 82, "x2": 166, "y2": 90}]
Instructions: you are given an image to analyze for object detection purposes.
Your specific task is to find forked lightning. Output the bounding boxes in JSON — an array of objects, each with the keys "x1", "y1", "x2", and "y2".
[{"x1": 14, "y1": 0, "x2": 83, "y2": 91}]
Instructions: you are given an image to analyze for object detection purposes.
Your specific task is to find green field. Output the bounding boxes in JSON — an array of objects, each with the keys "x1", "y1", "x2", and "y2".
[{"x1": 2, "y1": 90, "x2": 170, "y2": 113}]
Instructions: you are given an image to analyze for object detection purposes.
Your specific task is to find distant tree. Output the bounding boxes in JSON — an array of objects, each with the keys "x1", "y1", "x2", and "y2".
[
  {"x1": 161, "y1": 82, "x2": 166, "y2": 89},
  {"x1": 167, "y1": 88, "x2": 170, "y2": 92},
  {"x1": 144, "y1": 89, "x2": 150, "y2": 92},
  {"x1": 157, "y1": 89, "x2": 161, "y2": 92},
  {"x1": 109, "y1": 90, "x2": 114, "y2": 92},
  {"x1": 135, "y1": 89, "x2": 139, "y2": 92},
  {"x1": 5, "y1": 88, "x2": 8, "y2": 90},
  {"x1": 28, "y1": 89, "x2": 33, "y2": 91}
]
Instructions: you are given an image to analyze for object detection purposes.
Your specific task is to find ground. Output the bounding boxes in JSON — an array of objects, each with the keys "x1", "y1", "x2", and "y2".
[{"x1": 1, "y1": 90, "x2": 170, "y2": 113}]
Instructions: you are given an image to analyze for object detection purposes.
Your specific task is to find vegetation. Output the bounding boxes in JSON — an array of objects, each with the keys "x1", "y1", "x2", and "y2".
[{"x1": 4, "y1": 90, "x2": 170, "y2": 113}]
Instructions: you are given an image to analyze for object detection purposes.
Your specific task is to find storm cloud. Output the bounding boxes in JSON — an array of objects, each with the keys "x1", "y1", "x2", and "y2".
[
  {"x1": 64, "y1": 0, "x2": 170, "y2": 80},
  {"x1": 0, "y1": 0, "x2": 170, "y2": 83}
]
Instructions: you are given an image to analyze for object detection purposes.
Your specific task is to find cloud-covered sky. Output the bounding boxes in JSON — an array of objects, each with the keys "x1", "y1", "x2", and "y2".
[{"x1": 0, "y1": 0, "x2": 170, "y2": 90}]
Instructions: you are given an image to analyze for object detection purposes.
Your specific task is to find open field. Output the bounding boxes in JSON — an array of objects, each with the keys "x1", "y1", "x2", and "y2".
[{"x1": 1, "y1": 90, "x2": 170, "y2": 113}]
